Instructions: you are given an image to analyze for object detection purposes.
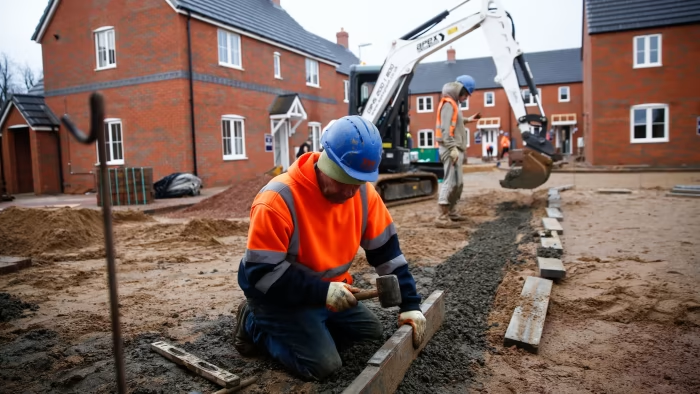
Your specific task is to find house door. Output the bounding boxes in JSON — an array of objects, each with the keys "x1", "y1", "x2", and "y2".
[
  {"x1": 558, "y1": 126, "x2": 572, "y2": 155},
  {"x1": 13, "y1": 128, "x2": 34, "y2": 194},
  {"x1": 480, "y1": 128, "x2": 498, "y2": 158},
  {"x1": 272, "y1": 119, "x2": 290, "y2": 170}
]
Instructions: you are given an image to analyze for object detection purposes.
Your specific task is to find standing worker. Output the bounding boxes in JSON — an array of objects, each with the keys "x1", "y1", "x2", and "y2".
[
  {"x1": 234, "y1": 115, "x2": 427, "y2": 381},
  {"x1": 434, "y1": 75, "x2": 481, "y2": 229},
  {"x1": 499, "y1": 132, "x2": 511, "y2": 160}
]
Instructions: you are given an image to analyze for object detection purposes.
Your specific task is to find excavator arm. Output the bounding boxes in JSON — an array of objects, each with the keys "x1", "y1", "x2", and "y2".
[{"x1": 359, "y1": 0, "x2": 559, "y2": 189}]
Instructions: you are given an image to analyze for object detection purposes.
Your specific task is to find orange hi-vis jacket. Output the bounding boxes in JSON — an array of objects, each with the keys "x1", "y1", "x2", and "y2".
[
  {"x1": 434, "y1": 96, "x2": 459, "y2": 147},
  {"x1": 501, "y1": 135, "x2": 510, "y2": 148},
  {"x1": 237, "y1": 152, "x2": 422, "y2": 312}
]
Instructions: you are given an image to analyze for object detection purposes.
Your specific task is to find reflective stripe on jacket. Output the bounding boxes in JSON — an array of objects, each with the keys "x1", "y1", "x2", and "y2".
[{"x1": 237, "y1": 152, "x2": 422, "y2": 311}]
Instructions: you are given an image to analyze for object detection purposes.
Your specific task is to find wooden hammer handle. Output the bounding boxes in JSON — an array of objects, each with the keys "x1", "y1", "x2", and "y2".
[{"x1": 353, "y1": 289, "x2": 378, "y2": 301}]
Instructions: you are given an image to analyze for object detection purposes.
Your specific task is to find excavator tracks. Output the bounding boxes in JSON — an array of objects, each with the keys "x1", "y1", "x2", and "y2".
[{"x1": 372, "y1": 171, "x2": 439, "y2": 208}]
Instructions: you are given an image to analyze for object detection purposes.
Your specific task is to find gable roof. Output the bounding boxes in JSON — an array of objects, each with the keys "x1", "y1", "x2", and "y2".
[
  {"x1": 0, "y1": 94, "x2": 60, "y2": 130},
  {"x1": 314, "y1": 36, "x2": 360, "y2": 75},
  {"x1": 408, "y1": 48, "x2": 582, "y2": 95},
  {"x1": 171, "y1": 0, "x2": 338, "y2": 64},
  {"x1": 28, "y1": 78, "x2": 45, "y2": 95},
  {"x1": 586, "y1": 0, "x2": 700, "y2": 34},
  {"x1": 32, "y1": 0, "x2": 340, "y2": 67}
]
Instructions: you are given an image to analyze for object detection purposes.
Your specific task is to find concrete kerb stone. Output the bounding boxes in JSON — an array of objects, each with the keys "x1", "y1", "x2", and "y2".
[
  {"x1": 546, "y1": 207, "x2": 563, "y2": 221},
  {"x1": 504, "y1": 276, "x2": 554, "y2": 354},
  {"x1": 597, "y1": 188, "x2": 632, "y2": 194},
  {"x1": 0, "y1": 256, "x2": 33, "y2": 275},
  {"x1": 537, "y1": 257, "x2": 566, "y2": 279},
  {"x1": 542, "y1": 218, "x2": 564, "y2": 235}
]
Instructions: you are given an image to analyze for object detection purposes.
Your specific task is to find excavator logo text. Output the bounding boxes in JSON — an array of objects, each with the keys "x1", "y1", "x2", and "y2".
[{"x1": 416, "y1": 33, "x2": 445, "y2": 53}]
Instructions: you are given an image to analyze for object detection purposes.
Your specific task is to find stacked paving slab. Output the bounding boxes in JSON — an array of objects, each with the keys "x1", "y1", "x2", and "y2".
[
  {"x1": 667, "y1": 185, "x2": 700, "y2": 199},
  {"x1": 504, "y1": 184, "x2": 572, "y2": 354}
]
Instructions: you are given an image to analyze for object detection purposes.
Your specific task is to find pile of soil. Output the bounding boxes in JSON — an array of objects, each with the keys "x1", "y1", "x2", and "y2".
[
  {"x1": 180, "y1": 218, "x2": 250, "y2": 239},
  {"x1": 0, "y1": 293, "x2": 39, "y2": 323},
  {"x1": 0, "y1": 207, "x2": 104, "y2": 257},
  {"x1": 113, "y1": 210, "x2": 155, "y2": 223},
  {"x1": 171, "y1": 174, "x2": 273, "y2": 219}
]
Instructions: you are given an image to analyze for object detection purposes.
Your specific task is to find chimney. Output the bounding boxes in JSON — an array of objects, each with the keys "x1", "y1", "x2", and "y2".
[
  {"x1": 336, "y1": 28, "x2": 349, "y2": 49},
  {"x1": 271, "y1": 0, "x2": 281, "y2": 7},
  {"x1": 447, "y1": 47, "x2": 456, "y2": 63}
]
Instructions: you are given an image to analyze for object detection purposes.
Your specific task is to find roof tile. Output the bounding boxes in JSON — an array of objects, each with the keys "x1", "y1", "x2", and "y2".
[{"x1": 586, "y1": 0, "x2": 700, "y2": 34}]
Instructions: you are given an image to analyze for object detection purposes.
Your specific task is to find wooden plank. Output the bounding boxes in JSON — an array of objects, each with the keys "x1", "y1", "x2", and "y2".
[
  {"x1": 546, "y1": 207, "x2": 563, "y2": 221},
  {"x1": 597, "y1": 188, "x2": 632, "y2": 194},
  {"x1": 537, "y1": 257, "x2": 566, "y2": 279},
  {"x1": 150, "y1": 341, "x2": 240, "y2": 388},
  {"x1": 503, "y1": 276, "x2": 553, "y2": 354},
  {"x1": 542, "y1": 218, "x2": 564, "y2": 234},
  {"x1": 0, "y1": 256, "x2": 32, "y2": 275},
  {"x1": 342, "y1": 290, "x2": 445, "y2": 394}
]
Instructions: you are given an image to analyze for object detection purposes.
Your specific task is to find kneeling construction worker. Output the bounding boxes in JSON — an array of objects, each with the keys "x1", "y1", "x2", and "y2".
[
  {"x1": 434, "y1": 75, "x2": 481, "y2": 228},
  {"x1": 234, "y1": 115, "x2": 426, "y2": 381}
]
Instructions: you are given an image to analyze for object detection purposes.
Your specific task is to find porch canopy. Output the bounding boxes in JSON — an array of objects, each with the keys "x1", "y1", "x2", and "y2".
[
  {"x1": 551, "y1": 113, "x2": 577, "y2": 126},
  {"x1": 476, "y1": 117, "x2": 501, "y2": 129},
  {"x1": 269, "y1": 94, "x2": 307, "y2": 136},
  {"x1": 0, "y1": 94, "x2": 60, "y2": 132}
]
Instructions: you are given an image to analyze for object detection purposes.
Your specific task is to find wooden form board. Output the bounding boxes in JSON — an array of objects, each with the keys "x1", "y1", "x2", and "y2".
[
  {"x1": 0, "y1": 256, "x2": 32, "y2": 275},
  {"x1": 504, "y1": 276, "x2": 553, "y2": 353},
  {"x1": 342, "y1": 290, "x2": 445, "y2": 394},
  {"x1": 150, "y1": 341, "x2": 240, "y2": 388}
]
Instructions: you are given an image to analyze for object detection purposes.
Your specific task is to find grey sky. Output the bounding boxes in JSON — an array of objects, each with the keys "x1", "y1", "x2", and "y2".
[{"x1": 0, "y1": 0, "x2": 582, "y2": 77}]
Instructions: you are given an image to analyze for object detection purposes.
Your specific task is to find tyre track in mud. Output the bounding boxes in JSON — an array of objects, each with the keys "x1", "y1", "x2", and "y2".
[{"x1": 0, "y1": 202, "x2": 532, "y2": 393}]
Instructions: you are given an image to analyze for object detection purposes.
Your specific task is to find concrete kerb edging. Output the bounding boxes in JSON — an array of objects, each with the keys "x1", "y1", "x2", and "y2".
[
  {"x1": 503, "y1": 185, "x2": 570, "y2": 353},
  {"x1": 342, "y1": 290, "x2": 445, "y2": 394}
]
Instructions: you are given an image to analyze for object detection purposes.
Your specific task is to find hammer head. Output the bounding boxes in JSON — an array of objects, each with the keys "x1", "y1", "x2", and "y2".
[{"x1": 375, "y1": 274, "x2": 402, "y2": 308}]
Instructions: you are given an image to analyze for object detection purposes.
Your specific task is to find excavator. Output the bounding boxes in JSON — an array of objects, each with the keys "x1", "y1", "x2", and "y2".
[{"x1": 335, "y1": 0, "x2": 560, "y2": 206}]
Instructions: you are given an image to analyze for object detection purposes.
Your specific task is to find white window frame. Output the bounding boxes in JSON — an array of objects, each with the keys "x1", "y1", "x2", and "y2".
[
  {"x1": 633, "y1": 34, "x2": 662, "y2": 69},
  {"x1": 94, "y1": 26, "x2": 116, "y2": 71},
  {"x1": 630, "y1": 103, "x2": 669, "y2": 144},
  {"x1": 465, "y1": 127, "x2": 470, "y2": 148},
  {"x1": 459, "y1": 97, "x2": 469, "y2": 110},
  {"x1": 522, "y1": 88, "x2": 542, "y2": 107},
  {"x1": 218, "y1": 29, "x2": 243, "y2": 70},
  {"x1": 305, "y1": 58, "x2": 320, "y2": 87},
  {"x1": 417, "y1": 129, "x2": 434, "y2": 148},
  {"x1": 343, "y1": 80, "x2": 349, "y2": 103},
  {"x1": 416, "y1": 96, "x2": 433, "y2": 113},
  {"x1": 309, "y1": 122, "x2": 322, "y2": 151},
  {"x1": 273, "y1": 52, "x2": 281, "y2": 79},
  {"x1": 97, "y1": 118, "x2": 124, "y2": 165},
  {"x1": 558, "y1": 86, "x2": 570, "y2": 102},
  {"x1": 222, "y1": 115, "x2": 248, "y2": 160},
  {"x1": 484, "y1": 92, "x2": 495, "y2": 107}
]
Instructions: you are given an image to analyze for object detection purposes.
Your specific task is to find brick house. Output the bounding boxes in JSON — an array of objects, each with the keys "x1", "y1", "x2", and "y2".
[
  {"x1": 407, "y1": 47, "x2": 583, "y2": 160},
  {"x1": 0, "y1": 0, "x2": 359, "y2": 195},
  {"x1": 582, "y1": 0, "x2": 700, "y2": 167}
]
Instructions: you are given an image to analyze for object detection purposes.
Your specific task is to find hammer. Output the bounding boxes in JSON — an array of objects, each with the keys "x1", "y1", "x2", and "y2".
[{"x1": 353, "y1": 274, "x2": 402, "y2": 308}]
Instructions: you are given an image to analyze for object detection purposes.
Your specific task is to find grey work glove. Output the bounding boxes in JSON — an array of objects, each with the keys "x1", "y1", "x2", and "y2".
[{"x1": 449, "y1": 147, "x2": 460, "y2": 164}]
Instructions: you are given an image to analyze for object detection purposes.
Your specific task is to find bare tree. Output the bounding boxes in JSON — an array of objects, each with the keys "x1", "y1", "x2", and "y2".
[
  {"x1": 21, "y1": 64, "x2": 36, "y2": 92},
  {"x1": 0, "y1": 53, "x2": 15, "y2": 109}
]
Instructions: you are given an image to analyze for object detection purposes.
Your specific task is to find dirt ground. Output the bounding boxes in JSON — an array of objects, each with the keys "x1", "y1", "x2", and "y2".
[{"x1": 1, "y1": 170, "x2": 698, "y2": 393}]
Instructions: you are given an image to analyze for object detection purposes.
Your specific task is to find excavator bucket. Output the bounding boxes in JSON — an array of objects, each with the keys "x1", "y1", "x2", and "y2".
[{"x1": 499, "y1": 149, "x2": 554, "y2": 189}]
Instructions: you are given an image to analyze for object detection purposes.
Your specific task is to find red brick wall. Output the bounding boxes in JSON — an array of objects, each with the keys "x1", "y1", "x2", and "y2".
[
  {"x1": 586, "y1": 23, "x2": 700, "y2": 166},
  {"x1": 409, "y1": 83, "x2": 583, "y2": 158},
  {"x1": 37, "y1": 0, "x2": 350, "y2": 193},
  {"x1": 1, "y1": 109, "x2": 27, "y2": 194},
  {"x1": 582, "y1": 11, "x2": 594, "y2": 163},
  {"x1": 40, "y1": 0, "x2": 187, "y2": 92}
]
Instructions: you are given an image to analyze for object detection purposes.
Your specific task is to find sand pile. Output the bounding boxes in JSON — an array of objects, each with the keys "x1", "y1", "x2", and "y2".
[
  {"x1": 0, "y1": 207, "x2": 104, "y2": 256},
  {"x1": 171, "y1": 174, "x2": 273, "y2": 219},
  {"x1": 113, "y1": 210, "x2": 155, "y2": 223},
  {"x1": 180, "y1": 218, "x2": 249, "y2": 239}
]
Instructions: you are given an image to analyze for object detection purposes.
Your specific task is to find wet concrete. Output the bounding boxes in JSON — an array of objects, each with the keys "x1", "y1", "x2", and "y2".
[
  {"x1": 0, "y1": 202, "x2": 532, "y2": 393},
  {"x1": 0, "y1": 292, "x2": 39, "y2": 322}
]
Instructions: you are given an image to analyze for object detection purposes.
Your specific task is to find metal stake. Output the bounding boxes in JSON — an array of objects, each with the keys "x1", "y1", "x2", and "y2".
[{"x1": 61, "y1": 92, "x2": 126, "y2": 394}]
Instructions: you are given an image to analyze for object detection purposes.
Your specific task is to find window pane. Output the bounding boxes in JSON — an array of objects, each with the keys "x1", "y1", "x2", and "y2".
[
  {"x1": 633, "y1": 108, "x2": 646, "y2": 124},
  {"x1": 651, "y1": 108, "x2": 664, "y2": 123},
  {"x1": 218, "y1": 31, "x2": 227, "y2": 63},
  {"x1": 649, "y1": 36, "x2": 658, "y2": 51},
  {"x1": 108, "y1": 30, "x2": 115, "y2": 65},
  {"x1": 650, "y1": 48, "x2": 658, "y2": 64},
  {"x1": 427, "y1": 132, "x2": 433, "y2": 146},
  {"x1": 419, "y1": 132, "x2": 425, "y2": 146},
  {"x1": 426, "y1": 99, "x2": 432, "y2": 110},
  {"x1": 634, "y1": 125, "x2": 646, "y2": 139},
  {"x1": 651, "y1": 124, "x2": 665, "y2": 139},
  {"x1": 222, "y1": 121, "x2": 231, "y2": 155},
  {"x1": 418, "y1": 99, "x2": 424, "y2": 111}
]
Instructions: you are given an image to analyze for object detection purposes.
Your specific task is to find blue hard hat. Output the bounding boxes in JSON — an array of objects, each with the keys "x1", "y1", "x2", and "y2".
[
  {"x1": 456, "y1": 75, "x2": 475, "y2": 95},
  {"x1": 321, "y1": 115, "x2": 383, "y2": 182}
]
